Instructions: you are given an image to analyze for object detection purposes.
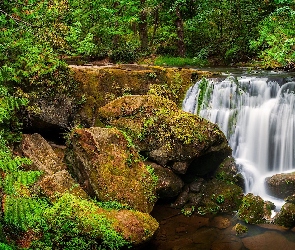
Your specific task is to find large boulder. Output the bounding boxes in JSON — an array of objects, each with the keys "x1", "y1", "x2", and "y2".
[
  {"x1": 66, "y1": 127, "x2": 157, "y2": 213},
  {"x1": 265, "y1": 172, "x2": 295, "y2": 199},
  {"x1": 98, "y1": 95, "x2": 231, "y2": 175}
]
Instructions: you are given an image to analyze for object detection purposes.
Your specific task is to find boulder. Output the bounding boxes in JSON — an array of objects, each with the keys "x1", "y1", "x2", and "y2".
[
  {"x1": 147, "y1": 162, "x2": 184, "y2": 198},
  {"x1": 66, "y1": 127, "x2": 157, "y2": 213},
  {"x1": 18, "y1": 133, "x2": 87, "y2": 200},
  {"x1": 98, "y1": 95, "x2": 232, "y2": 175},
  {"x1": 20, "y1": 133, "x2": 66, "y2": 175},
  {"x1": 238, "y1": 193, "x2": 273, "y2": 224},
  {"x1": 274, "y1": 202, "x2": 295, "y2": 228},
  {"x1": 265, "y1": 172, "x2": 295, "y2": 199},
  {"x1": 41, "y1": 193, "x2": 159, "y2": 247}
]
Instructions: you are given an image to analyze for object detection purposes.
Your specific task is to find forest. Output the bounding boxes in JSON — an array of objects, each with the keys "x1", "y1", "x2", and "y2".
[{"x1": 0, "y1": 0, "x2": 295, "y2": 249}]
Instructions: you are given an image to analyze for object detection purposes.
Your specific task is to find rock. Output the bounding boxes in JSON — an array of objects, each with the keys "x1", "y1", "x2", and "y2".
[
  {"x1": 233, "y1": 223, "x2": 248, "y2": 235},
  {"x1": 38, "y1": 170, "x2": 88, "y2": 200},
  {"x1": 147, "y1": 162, "x2": 184, "y2": 198},
  {"x1": 189, "y1": 178, "x2": 204, "y2": 192},
  {"x1": 265, "y1": 172, "x2": 295, "y2": 199},
  {"x1": 238, "y1": 193, "x2": 272, "y2": 224},
  {"x1": 70, "y1": 66, "x2": 213, "y2": 126},
  {"x1": 274, "y1": 202, "x2": 295, "y2": 228},
  {"x1": 197, "y1": 179, "x2": 243, "y2": 215},
  {"x1": 171, "y1": 161, "x2": 189, "y2": 174},
  {"x1": 43, "y1": 193, "x2": 159, "y2": 246},
  {"x1": 19, "y1": 133, "x2": 66, "y2": 175},
  {"x1": 98, "y1": 95, "x2": 231, "y2": 175},
  {"x1": 210, "y1": 216, "x2": 231, "y2": 229},
  {"x1": 171, "y1": 186, "x2": 190, "y2": 208},
  {"x1": 242, "y1": 231, "x2": 295, "y2": 250},
  {"x1": 66, "y1": 127, "x2": 157, "y2": 213},
  {"x1": 18, "y1": 133, "x2": 87, "y2": 200},
  {"x1": 285, "y1": 194, "x2": 295, "y2": 204}
]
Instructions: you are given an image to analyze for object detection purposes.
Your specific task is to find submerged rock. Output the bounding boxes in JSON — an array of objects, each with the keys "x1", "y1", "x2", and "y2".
[
  {"x1": 98, "y1": 95, "x2": 231, "y2": 175},
  {"x1": 66, "y1": 127, "x2": 157, "y2": 213},
  {"x1": 265, "y1": 172, "x2": 295, "y2": 199}
]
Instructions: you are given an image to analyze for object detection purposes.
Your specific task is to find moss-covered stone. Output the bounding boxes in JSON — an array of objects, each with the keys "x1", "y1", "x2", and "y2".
[
  {"x1": 70, "y1": 65, "x2": 213, "y2": 126},
  {"x1": 234, "y1": 223, "x2": 248, "y2": 235},
  {"x1": 196, "y1": 179, "x2": 243, "y2": 215},
  {"x1": 66, "y1": 127, "x2": 157, "y2": 213},
  {"x1": 238, "y1": 193, "x2": 272, "y2": 224},
  {"x1": 98, "y1": 95, "x2": 231, "y2": 174},
  {"x1": 40, "y1": 193, "x2": 159, "y2": 247},
  {"x1": 274, "y1": 202, "x2": 295, "y2": 228},
  {"x1": 265, "y1": 172, "x2": 295, "y2": 199}
]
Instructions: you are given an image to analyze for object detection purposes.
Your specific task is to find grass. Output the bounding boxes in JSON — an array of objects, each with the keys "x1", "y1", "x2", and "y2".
[{"x1": 154, "y1": 56, "x2": 208, "y2": 67}]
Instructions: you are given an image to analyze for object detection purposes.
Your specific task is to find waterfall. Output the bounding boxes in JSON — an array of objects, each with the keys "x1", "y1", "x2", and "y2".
[{"x1": 183, "y1": 76, "x2": 295, "y2": 205}]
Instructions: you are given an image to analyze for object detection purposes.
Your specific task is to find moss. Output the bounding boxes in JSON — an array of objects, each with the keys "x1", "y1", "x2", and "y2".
[
  {"x1": 234, "y1": 223, "x2": 248, "y2": 235},
  {"x1": 238, "y1": 193, "x2": 270, "y2": 224},
  {"x1": 197, "y1": 179, "x2": 243, "y2": 215},
  {"x1": 70, "y1": 65, "x2": 213, "y2": 126},
  {"x1": 274, "y1": 203, "x2": 295, "y2": 228},
  {"x1": 68, "y1": 127, "x2": 157, "y2": 213}
]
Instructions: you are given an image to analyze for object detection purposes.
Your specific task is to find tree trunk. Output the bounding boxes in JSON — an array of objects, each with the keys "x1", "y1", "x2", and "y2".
[
  {"x1": 175, "y1": 6, "x2": 185, "y2": 57},
  {"x1": 139, "y1": 0, "x2": 148, "y2": 51}
]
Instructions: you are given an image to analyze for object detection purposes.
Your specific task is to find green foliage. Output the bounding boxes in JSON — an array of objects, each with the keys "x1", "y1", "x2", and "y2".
[
  {"x1": 3, "y1": 196, "x2": 48, "y2": 232},
  {"x1": 250, "y1": 6, "x2": 295, "y2": 68},
  {"x1": 35, "y1": 193, "x2": 130, "y2": 250},
  {"x1": 154, "y1": 56, "x2": 208, "y2": 67}
]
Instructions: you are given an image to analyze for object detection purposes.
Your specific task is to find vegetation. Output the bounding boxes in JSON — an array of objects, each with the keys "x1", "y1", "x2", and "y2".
[{"x1": 0, "y1": 0, "x2": 295, "y2": 248}]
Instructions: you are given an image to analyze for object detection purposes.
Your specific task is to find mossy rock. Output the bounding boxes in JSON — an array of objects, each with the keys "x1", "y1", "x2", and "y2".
[
  {"x1": 265, "y1": 172, "x2": 295, "y2": 199},
  {"x1": 98, "y1": 95, "x2": 231, "y2": 174},
  {"x1": 66, "y1": 127, "x2": 157, "y2": 213},
  {"x1": 274, "y1": 202, "x2": 295, "y2": 228},
  {"x1": 238, "y1": 193, "x2": 272, "y2": 224},
  {"x1": 70, "y1": 65, "x2": 213, "y2": 126},
  {"x1": 197, "y1": 179, "x2": 243, "y2": 215},
  {"x1": 33, "y1": 193, "x2": 159, "y2": 248}
]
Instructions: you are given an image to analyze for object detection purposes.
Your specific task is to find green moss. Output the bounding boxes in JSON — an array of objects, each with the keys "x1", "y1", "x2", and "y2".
[
  {"x1": 238, "y1": 193, "x2": 269, "y2": 224},
  {"x1": 197, "y1": 179, "x2": 243, "y2": 215}
]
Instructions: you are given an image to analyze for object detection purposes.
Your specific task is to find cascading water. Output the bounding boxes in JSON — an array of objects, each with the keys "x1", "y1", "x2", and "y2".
[{"x1": 183, "y1": 75, "x2": 295, "y2": 207}]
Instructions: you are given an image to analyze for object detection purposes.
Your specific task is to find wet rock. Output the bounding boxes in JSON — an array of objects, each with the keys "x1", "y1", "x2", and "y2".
[
  {"x1": 197, "y1": 179, "x2": 243, "y2": 215},
  {"x1": 66, "y1": 127, "x2": 157, "y2": 213},
  {"x1": 233, "y1": 223, "x2": 248, "y2": 235},
  {"x1": 171, "y1": 161, "x2": 189, "y2": 174},
  {"x1": 274, "y1": 202, "x2": 295, "y2": 228},
  {"x1": 265, "y1": 172, "x2": 295, "y2": 199},
  {"x1": 98, "y1": 95, "x2": 231, "y2": 175},
  {"x1": 242, "y1": 231, "x2": 295, "y2": 250},
  {"x1": 189, "y1": 178, "x2": 204, "y2": 192},
  {"x1": 210, "y1": 216, "x2": 231, "y2": 229},
  {"x1": 211, "y1": 235, "x2": 243, "y2": 250},
  {"x1": 171, "y1": 186, "x2": 190, "y2": 208},
  {"x1": 238, "y1": 193, "x2": 272, "y2": 224},
  {"x1": 285, "y1": 194, "x2": 295, "y2": 204},
  {"x1": 148, "y1": 162, "x2": 184, "y2": 198}
]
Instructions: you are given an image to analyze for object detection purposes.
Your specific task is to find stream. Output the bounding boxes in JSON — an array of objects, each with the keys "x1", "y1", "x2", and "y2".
[{"x1": 182, "y1": 68, "x2": 295, "y2": 209}]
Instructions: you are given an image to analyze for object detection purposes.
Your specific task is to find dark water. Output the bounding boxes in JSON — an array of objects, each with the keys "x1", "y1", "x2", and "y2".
[{"x1": 143, "y1": 203, "x2": 295, "y2": 250}]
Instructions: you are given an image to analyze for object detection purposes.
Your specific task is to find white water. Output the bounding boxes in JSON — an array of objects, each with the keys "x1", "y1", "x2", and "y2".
[{"x1": 183, "y1": 76, "x2": 295, "y2": 208}]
